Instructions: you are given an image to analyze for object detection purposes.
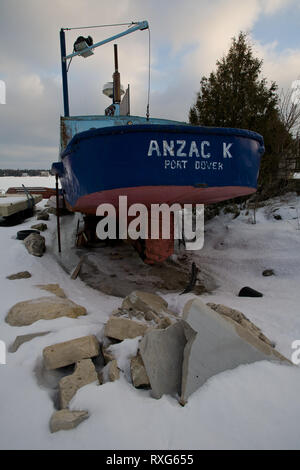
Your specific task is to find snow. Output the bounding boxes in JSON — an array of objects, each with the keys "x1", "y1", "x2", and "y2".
[
  {"x1": 0, "y1": 177, "x2": 300, "y2": 449},
  {"x1": 0, "y1": 176, "x2": 57, "y2": 193}
]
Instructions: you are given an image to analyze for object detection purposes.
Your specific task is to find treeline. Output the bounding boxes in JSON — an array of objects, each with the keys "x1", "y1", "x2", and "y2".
[{"x1": 0, "y1": 169, "x2": 50, "y2": 177}]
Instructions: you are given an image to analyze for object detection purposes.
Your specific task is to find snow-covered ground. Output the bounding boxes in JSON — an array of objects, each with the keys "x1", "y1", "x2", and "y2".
[{"x1": 0, "y1": 176, "x2": 300, "y2": 450}]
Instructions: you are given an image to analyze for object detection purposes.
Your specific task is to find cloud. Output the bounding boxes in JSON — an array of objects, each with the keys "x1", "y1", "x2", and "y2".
[{"x1": 0, "y1": 0, "x2": 299, "y2": 168}]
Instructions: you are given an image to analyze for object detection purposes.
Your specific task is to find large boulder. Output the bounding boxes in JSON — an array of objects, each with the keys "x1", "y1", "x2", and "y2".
[
  {"x1": 59, "y1": 359, "x2": 98, "y2": 408},
  {"x1": 24, "y1": 233, "x2": 46, "y2": 257},
  {"x1": 5, "y1": 296, "x2": 87, "y2": 326},
  {"x1": 104, "y1": 316, "x2": 149, "y2": 341},
  {"x1": 180, "y1": 298, "x2": 289, "y2": 405},
  {"x1": 50, "y1": 409, "x2": 89, "y2": 433},
  {"x1": 139, "y1": 322, "x2": 187, "y2": 399},
  {"x1": 43, "y1": 335, "x2": 100, "y2": 370}
]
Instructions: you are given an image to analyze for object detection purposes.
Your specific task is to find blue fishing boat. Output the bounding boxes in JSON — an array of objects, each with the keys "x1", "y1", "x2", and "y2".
[{"x1": 52, "y1": 21, "x2": 264, "y2": 263}]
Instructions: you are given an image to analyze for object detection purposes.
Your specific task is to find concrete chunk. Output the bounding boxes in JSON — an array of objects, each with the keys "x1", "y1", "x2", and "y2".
[
  {"x1": 43, "y1": 335, "x2": 100, "y2": 370},
  {"x1": 98, "y1": 359, "x2": 120, "y2": 384},
  {"x1": 50, "y1": 409, "x2": 89, "y2": 433},
  {"x1": 59, "y1": 359, "x2": 98, "y2": 409},
  {"x1": 104, "y1": 316, "x2": 149, "y2": 341},
  {"x1": 130, "y1": 354, "x2": 150, "y2": 388},
  {"x1": 140, "y1": 322, "x2": 187, "y2": 399},
  {"x1": 180, "y1": 298, "x2": 289, "y2": 405},
  {"x1": 122, "y1": 291, "x2": 168, "y2": 316}
]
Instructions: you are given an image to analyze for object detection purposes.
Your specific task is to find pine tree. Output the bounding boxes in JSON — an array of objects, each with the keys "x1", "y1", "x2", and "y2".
[{"x1": 189, "y1": 32, "x2": 290, "y2": 188}]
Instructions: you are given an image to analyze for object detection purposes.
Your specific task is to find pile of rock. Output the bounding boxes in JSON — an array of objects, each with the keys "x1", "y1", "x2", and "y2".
[
  {"x1": 101, "y1": 291, "x2": 289, "y2": 406},
  {"x1": 10, "y1": 287, "x2": 290, "y2": 433},
  {"x1": 44, "y1": 335, "x2": 100, "y2": 433}
]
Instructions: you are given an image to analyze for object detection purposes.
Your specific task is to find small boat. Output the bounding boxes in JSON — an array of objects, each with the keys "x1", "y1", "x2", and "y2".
[{"x1": 52, "y1": 21, "x2": 264, "y2": 263}]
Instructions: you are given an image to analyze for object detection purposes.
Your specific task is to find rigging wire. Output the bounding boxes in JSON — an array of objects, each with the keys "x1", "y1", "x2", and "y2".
[{"x1": 63, "y1": 22, "x2": 138, "y2": 31}]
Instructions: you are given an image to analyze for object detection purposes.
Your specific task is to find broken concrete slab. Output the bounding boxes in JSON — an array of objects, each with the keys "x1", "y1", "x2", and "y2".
[
  {"x1": 130, "y1": 354, "x2": 150, "y2": 388},
  {"x1": 98, "y1": 359, "x2": 120, "y2": 384},
  {"x1": 5, "y1": 296, "x2": 86, "y2": 326},
  {"x1": 43, "y1": 335, "x2": 100, "y2": 370},
  {"x1": 9, "y1": 331, "x2": 50, "y2": 353},
  {"x1": 207, "y1": 303, "x2": 275, "y2": 348},
  {"x1": 180, "y1": 298, "x2": 289, "y2": 405},
  {"x1": 50, "y1": 409, "x2": 89, "y2": 433},
  {"x1": 104, "y1": 316, "x2": 149, "y2": 341},
  {"x1": 59, "y1": 359, "x2": 98, "y2": 409},
  {"x1": 139, "y1": 322, "x2": 187, "y2": 399}
]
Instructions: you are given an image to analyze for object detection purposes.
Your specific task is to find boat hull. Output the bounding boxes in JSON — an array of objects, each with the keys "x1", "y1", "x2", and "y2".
[{"x1": 52, "y1": 123, "x2": 264, "y2": 214}]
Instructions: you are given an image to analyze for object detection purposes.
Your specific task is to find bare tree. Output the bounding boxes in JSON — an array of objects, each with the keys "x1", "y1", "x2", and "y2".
[{"x1": 278, "y1": 84, "x2": 300, "y2": 136}]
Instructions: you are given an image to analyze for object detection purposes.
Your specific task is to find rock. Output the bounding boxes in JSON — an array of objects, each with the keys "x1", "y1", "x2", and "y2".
[
  {"x1": 180, "y1": 298, "x2": 289, "y2": 405},
  {"x1": 122, "y1": 291, "x2": 169, "y2": 317},
  {"x1": 104, "y1": 316, "x2": 149, "y2": 341},
  {"x1": 5, "y1": 296, "x2": 87, "y2": 326},
  {"x1": 46, "y1": 207, "x2": 57, "y2": 215},
  {"x1": 156, "y1": 317, "x2": 173, "y2": 330},
  {"x1": 238, "y1": 286, "x2": 263, "y2": 297},
  {"x1": 101, "y1": 345, "x2": 116, "y2": 365},
  {"x1": 50, "y1": 409, "x2": 89, "y2": 433},
  {"x1": 98, "y1": 359, "x2": 120, "y2": 384},
  {"x1": 206, "y1": 303, "x2": 275, "y2": 348},
  {"x1": 59, "y1": 359, "x2": 98, "y2": 408},
  {"x1": 37, "y1": 211, "x2": 49, "y2": 221},
  {"x1": 262, "y1": 269, "x2": 275, "y2": 277},
  {"x1": 6, "y1": 271, "x2": 32, "y2": 280},
  {"x1": 9, "y1": 331, "x2": 50, "y2": 352},
  {"x1": 31, "y1": 223, "x2": 47, "y2": 232},
  {"x1": 130, "y1": 354, "x2": 150, "y2": 388},
  {"x1": 43, "y1": 335, "x2": 100, "y2": 370},
  {"x1": 273, "y1": 214, "x2": 282, "y2": 220},
  {"x1": 35, "y1": 283, "x2": 66, "y2": 298},
  {"x1": 24, "y1": 233, "x2": 46, "y2": 257},
  {"x1": 139, "y1": 322, "x2": 187, "y2": 399}
]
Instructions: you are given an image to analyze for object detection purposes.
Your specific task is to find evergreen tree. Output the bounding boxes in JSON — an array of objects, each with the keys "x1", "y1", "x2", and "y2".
[{"x1": 189, "y1": 32, "x2": 291, "y2": 188}]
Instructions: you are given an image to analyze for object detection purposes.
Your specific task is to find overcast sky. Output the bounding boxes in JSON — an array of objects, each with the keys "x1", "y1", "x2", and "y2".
[{"x1": 0, "y1": 0, "x2": 300, "y2": 169}]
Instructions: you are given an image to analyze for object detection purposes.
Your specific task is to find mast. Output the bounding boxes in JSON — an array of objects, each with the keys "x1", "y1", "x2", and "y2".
[{"x1": 60, "y1": 29, "x2": 70, "y2": 117}]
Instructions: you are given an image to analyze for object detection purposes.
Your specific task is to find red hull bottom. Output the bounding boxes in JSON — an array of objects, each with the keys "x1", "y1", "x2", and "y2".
[
  {"x1": 69, "y1": 185, "x2": 255, "y2": 264},
  {"x1": 71, "y1": 185, "x2": 256, "y2": 215}
]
